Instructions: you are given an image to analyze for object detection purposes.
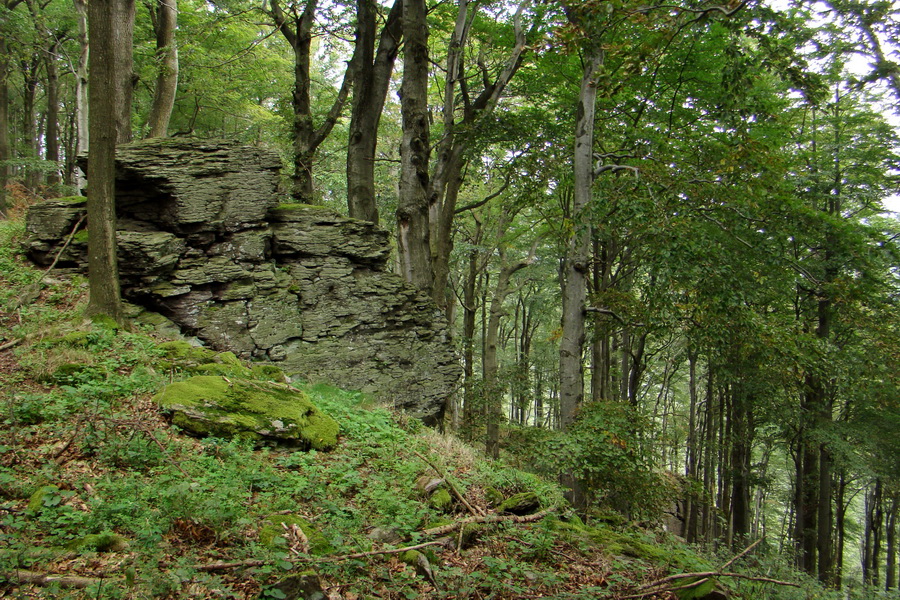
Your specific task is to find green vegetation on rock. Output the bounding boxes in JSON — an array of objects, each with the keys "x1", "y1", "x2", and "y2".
[{"x1": 153, "y1": 375, "x2": 339, "y2": 450}]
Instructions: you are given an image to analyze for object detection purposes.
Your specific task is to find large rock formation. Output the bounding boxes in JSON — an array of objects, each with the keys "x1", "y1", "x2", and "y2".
[{"x1": 25, "y1": 138, "x2": 460, "y2": 424}]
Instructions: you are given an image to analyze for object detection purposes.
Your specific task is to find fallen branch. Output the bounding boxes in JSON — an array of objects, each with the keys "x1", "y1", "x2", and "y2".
[
  {"x1": 308, "y1": 540, "x2": 449, "y2": 562},
  {"x1": 43, "y1": 214, "x2": 86, "y2": 276},
  {"x1": 625, "y1": 570, "x2": 800, "y2": 599},
  {"x1": 421, "y1": 509, "x2": 555, "y2": 537},
  {"x1": 720, "y1": 537, "x2": 763, "y2": 570},
  {"x1": 0, "y1": 338, "x2": 22, "y2": 352},
  {"x1": 413, "y1": 450, "x2": 484, "y2": 516},
  {"x1": 6, "y1": 569, "x2": 106, "y2": 589},
  {"x1": 195, "y1": 560, "x2": 267, "y2": 572}
]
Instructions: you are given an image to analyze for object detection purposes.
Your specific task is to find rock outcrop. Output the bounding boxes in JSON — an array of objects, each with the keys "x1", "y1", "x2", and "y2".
[{"x1": 25, "y1": 138, "x2": 459, "y2": 424}]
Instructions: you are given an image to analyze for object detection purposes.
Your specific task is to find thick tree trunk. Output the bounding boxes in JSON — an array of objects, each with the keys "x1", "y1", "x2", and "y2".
[
  {"x1": 346, "y1": 0, "x2": 402, "y2": 223},
  {"x1": 146, "y1": 0, "x2": 178, "y2": 138},
  {"x1": 396, "y1": 0, "x2": 432, "y2": 290},
  {"x1": 86, "y1": 0, "x2": 133, "y2": 322}
]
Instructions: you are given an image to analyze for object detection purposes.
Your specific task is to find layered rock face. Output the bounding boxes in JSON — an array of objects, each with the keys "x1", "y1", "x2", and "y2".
[{"x1": 25, "y1": 138, "x2": 459, "y2": 424}]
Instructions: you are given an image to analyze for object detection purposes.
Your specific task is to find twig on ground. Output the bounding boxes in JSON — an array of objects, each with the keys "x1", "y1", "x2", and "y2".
[
  {"x1": 7, "y1": 569, "x2": 106, "y2": 589},
  {"x1": 0, "y1": 338, "x2": 22, "y2": 351}
]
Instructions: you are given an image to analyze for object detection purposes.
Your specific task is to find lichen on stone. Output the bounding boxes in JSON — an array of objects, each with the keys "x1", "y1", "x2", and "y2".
[{"x1": 153, "y1": 375, "x2": 338, "y2": 450}]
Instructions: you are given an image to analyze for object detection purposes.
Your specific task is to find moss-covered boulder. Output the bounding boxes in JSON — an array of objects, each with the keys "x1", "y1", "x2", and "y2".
[
  {"x1": 66, "y1": 531, "x2": 130, "y2": 553},
  {"x1": 153, "y1": 376, "x2": 338, "y2": 450},
  {"x1": 498, "y1": 492, "x2": 540, "y2": 515}
]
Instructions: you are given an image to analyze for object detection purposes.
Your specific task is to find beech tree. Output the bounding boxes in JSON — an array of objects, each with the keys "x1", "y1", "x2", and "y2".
[
  {"x1": 85, "y1": 0, "x2": 135, "y2": 321},
  {"x1": 145, "y1": 0, "x2": 178, "y2": 138}
]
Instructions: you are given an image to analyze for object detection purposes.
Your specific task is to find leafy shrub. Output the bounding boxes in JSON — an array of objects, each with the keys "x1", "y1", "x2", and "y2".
[{"x1": 506, "y1": 401, "x2": 673, "y2": 519}]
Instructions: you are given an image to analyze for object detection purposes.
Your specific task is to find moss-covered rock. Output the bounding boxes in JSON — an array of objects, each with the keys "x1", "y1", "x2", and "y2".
[
  {"x1": 484, "y1": 486, "x2": 504, "y2": 508},
  {"x1": 251, "y1": 363, "x2": 287, "y2": 382},
  {"x1": 156, "y1": 341, "x2": 218, "y2": 366},
  {"x1": 428, "y1": 488, "x2": 453, "y2": 511},
  {"x1": 498, "y1": 492, "x2": 540, "y2": 515},
  {"x1": 153, "y1": 376, "x2": 338, "y2": 450},
  {"x1": 47, "y1": 363, "x2": 99, "y2": 384},
  {"x1": 26, "y1": 485, "x2": 59, "y2": 516},
  {"x1": 259, "y1": 515, "x2": 334, "y2": 556},
  {"x1": 66, "y1": 531, "x2": 130, "y2": 553}
]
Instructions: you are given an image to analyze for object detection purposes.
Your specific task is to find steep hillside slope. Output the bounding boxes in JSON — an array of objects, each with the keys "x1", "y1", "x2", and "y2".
[{"x1": 0, "y1": 219, "x2": 833, "y2": 599}]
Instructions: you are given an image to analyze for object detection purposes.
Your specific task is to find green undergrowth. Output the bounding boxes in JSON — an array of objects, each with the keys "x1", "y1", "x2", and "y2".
[{"x1": 0, "y1": 217, "x2": 846, "y2": 599}]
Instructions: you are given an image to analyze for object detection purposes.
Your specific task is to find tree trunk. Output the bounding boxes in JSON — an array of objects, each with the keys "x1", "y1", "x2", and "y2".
[
  {"x1": 86, "y1": 0, "x2": 133, "y2": 323},
  {"x1": 146, "y1": 0, "x2": 178, "y2": 138},
  {"x1": 461, "y1": 217, "x2": 482, "y2": 430},
  {"x1": 73, "y1": 0, "x2": 89, "y2": 191},
  {"x1": 346, "y1": 0, "x2": 402, "y2": 224},
  {"x1": 484, "y1": 233, "x2": 531, "y2": 458},
  {"x1": 21, "y1": 55, "x2": 39, "y2": 190},
  {"x1": 0, "y1": 36, "x2": 10, "y2": 216},
  {"x1": 428, "y1": 0, "x2": 529, "y2": 309},
  {"x1": 396, "y1": 0, "x2": 432, "y2": 290},
  {"x1": 44, "y1": 39, "x2": 61, "y2": 186},
  {"x1": 886, "y1": 496, "x2": 898, "y2": 591},
  {"x1": 269, "y1": 0, "x2": 356, "y2": 204},
  {"x1": 558, "y1": 46, "x2": 602, "y2": 431},
  {"x1": 113, "y1": 0, "x2": 135, "y2": 143}
]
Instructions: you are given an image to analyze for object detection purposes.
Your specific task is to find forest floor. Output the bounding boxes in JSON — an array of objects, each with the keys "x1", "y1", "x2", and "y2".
[{"x1": 0, "y1": 218, "x2": 830, "y2": 599}]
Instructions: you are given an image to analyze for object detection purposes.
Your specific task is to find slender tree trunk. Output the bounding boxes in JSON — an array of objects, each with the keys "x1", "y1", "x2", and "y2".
[
  {"x1": 269, "y1": 0, "x2": 356, "y2": 204},
  {"x1": 835, "y1": 471, "x2": 846, "y2": 588},
  {"x1": 428, "y1": 0, "x2": 529, "y2": 309},
  {"x1": 396, "y1": 0, "x2": 432, "y2": 290},
  {"x1": 86, "y1": 0, "x2": 133, "y2": 322},
  {"x1": 730, "y1": 382, "x2": 753, "y2": 545},
  {"x1": 0, "y1": 37, "x2": 10, "y2": 216},
  {"x1": 21, "y1": 56, "x2": 39, "y2": 190},
  {"x1": 461, "y1": 218, "x2": 482, "y2": 430},
  {"x1": 113, "y1": 0, "x2": 135, "y2": 143},
  {"x1": 346, "y1": 0, "x2": 402, "y2": 224},
  {"x1": 485, "y1": 237, "x2": 531, "y2": 458},
  {"x1": 44, "y1": 40, "x2": 61, "y2": 186},
  {"x1": 146, "y1": 0, "x2": 178, "y2": 138},
  {"x1": 886, "y1": 496, "x2": 898, "y2": 591},
  {"x1": 558, "y1": 46, "x2": 602, "y2": 431},
  {"x1": 73, "y1": 0, "x2": 89, "y2": 191}
]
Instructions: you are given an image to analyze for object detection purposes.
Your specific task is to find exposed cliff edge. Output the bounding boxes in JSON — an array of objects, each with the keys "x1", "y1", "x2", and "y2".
[{"x1": 24, "y1": 138, "x2": 460, "y2": 424}]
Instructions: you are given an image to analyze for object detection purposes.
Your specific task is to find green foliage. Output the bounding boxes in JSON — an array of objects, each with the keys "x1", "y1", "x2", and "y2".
[{"x1": 507, "y1": 402, "x2": 671, "y2": 519}]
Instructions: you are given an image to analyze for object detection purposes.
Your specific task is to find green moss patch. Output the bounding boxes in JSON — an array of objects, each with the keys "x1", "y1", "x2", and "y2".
[
  {"x1": 66, "y1": 531, "x2": 130, "y2": 553},
  {"x1": 153, "y1": 376, "x2": 339, "y2": 450},
  {"x1": 259, "y1": 515, "x2": 335, "y2": 555}
]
